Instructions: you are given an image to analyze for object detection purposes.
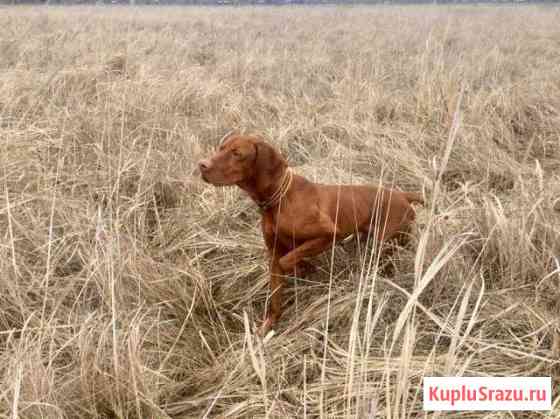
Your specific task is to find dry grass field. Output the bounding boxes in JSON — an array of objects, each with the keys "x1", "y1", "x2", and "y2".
[{"x1": 1, "y1": 4, "x2": 560, "y2": 418}]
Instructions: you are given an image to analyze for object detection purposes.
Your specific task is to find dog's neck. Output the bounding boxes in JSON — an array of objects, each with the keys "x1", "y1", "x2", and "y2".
[{"x1": 238, "y1": 164, "x2": 291, "y2": 210}]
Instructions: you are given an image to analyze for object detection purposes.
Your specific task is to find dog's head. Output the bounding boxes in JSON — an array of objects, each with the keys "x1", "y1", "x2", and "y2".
[{"x1": 198, "y1": 133, "x2": 286, "y2": 186}]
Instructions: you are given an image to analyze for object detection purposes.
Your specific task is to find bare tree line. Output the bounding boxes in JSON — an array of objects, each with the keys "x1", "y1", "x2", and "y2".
[{"x1": 2, "y1": 0, "x2": 559, "y2": 4}]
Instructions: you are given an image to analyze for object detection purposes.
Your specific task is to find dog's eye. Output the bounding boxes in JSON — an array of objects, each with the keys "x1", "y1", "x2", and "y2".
[{"x1": 232, "y1": 149, "x2": 243, "y2": 158}]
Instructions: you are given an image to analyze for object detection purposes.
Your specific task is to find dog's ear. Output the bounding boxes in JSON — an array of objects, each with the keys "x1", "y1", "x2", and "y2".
[{"x1": 254, "y1": 138, "x2": 286, "y2": 178}]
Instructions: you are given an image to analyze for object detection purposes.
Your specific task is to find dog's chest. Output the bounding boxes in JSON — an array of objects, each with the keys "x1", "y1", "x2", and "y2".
[
  {"x1": 263, "y1": 204, "x2": 325, "y2": 241},
  {"x1": 263, "y1": 210, "x2": 295, "y2": 237}
]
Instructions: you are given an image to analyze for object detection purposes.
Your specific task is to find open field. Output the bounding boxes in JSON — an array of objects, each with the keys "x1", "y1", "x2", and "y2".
[{"x1": 1, "y1": 5, "x2": 560, "y2": 418}]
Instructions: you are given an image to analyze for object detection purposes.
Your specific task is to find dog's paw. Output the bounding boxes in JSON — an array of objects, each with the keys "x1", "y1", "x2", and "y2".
[
  {"x1": 294, "y1": 261, "x2": 316, "y2": 277},
  {"x1": 256, "y1": 317, "x2": 273, "y2": 338}
]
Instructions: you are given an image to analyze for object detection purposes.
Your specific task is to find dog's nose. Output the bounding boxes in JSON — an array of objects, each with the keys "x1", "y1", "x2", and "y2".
[{"x1": 198, "y1": 159, "x2": 212, "y2": 172}]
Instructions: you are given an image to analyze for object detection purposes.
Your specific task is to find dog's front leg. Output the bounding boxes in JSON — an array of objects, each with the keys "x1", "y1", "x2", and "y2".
[
  {"x1": 257, "y1": 256, "x2": 286, "y2": 337},
  {"x1": 259, "y1": 216, "x2": 290, "y2": 337},
  {"x1": 278, "y1": 237, "x2": 336, "y2": 273}
]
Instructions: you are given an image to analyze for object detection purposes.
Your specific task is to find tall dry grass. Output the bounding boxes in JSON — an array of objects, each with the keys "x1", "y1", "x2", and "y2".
[{"x1": 1, "y1": 5, "x2": 560, "y2": 418}]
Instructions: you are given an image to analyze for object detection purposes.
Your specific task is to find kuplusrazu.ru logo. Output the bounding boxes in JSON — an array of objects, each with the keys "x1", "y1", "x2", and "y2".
[{"x1": 423, "y1": 376, "x2": 551, "y2": 411}]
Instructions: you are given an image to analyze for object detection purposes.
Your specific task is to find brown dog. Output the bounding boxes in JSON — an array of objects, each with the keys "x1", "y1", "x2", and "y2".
[{"x1": 198, "y1": 133, "x2": 423, "y2": 336}]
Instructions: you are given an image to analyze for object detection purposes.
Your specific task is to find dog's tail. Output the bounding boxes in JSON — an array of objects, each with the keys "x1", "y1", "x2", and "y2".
[{"x1": 404, "y1": 192, "x2": 425, "y2": 205}]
